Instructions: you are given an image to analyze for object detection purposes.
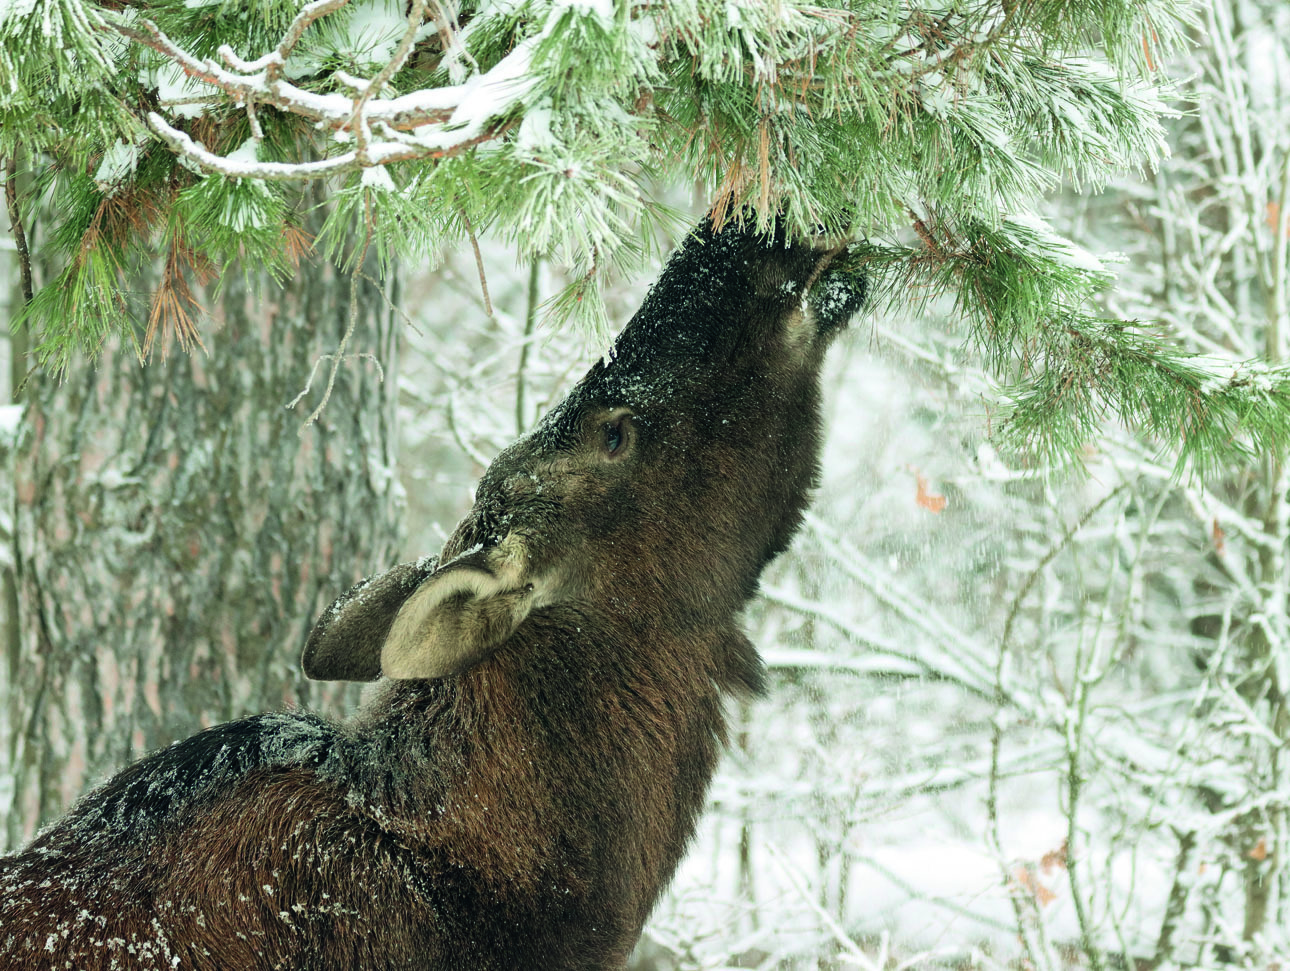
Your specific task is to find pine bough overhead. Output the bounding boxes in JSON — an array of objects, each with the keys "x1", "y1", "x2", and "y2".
[{"x1": 3, "y1": 0, "x2": 1286, "y2": 471}]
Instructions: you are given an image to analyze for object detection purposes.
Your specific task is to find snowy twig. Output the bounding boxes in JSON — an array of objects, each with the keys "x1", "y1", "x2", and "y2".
[
  {"x1": 104, "y1": 7, "x2": 533, "y2": 181},
  {"x1": 987, "y1": 713, "x2": 1056, "y2": 971},
  {"x1": 147, "y1": 114, "x2": 419, "y2": 181},
  {"x1": 286, "y1": 352, "x2": 384, "y2": 412},
  {"x1": 349, "y1": 0, "x2": 427, "y2": 133},
  {"x1": 760, "y1": 586, "x2": 996, "y2": 700},
  {"x1": 802, "y1": 512, "x2": 1000, "y2": 693},
  {"x1": 219, "y1": 0, "x2": 352, "y2": 78},
  {"x1": 847, "y1": 852, "x2": 1017, "y2": 935},
  {"x1": 1066, "y1": 628, "x2": 1107, "y2": 971},
  {"x1": 764, "y1": 842, "x2": 880, "y2": 970},
  {"x1": 1144, "y1": 828, "x2": 1197, "y2": 971},
  {"x1": 446, "y1": 390, "x2": 493, "y2": 468},
  {"x1": 986, "y1": 489, "x2": 1126, "y2": 971},
  {"x1": 107, "y1": 15, "x2": 348, "y2": 126},
  {"x1": 295, "y1": 195, "x2": 383, "y2": 432},
  {"x1": 998, "y1": 485, "x2": 1127, "y2": 665}
]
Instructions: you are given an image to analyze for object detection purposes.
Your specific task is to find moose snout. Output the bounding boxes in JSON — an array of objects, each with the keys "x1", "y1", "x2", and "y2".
[{"x1": 743, "y1": 221, "x2": 858, "y2": 308}]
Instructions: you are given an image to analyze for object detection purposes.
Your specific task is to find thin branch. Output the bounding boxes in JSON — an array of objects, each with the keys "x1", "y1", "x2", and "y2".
[
  {"x1": 1066, "y1": 625, "x2": 1106, "y2": 971},
  {"x1": 802, "y1": 512, "x2": 1000, "y2": 693},
  {"x1": 245, "y1": 101, "x2": 264, "y2": 142},
  {"x1": 987, "y1": 712, "x2": 1055, "y2": 971},
  {"x1": 446, "y1": 389, "x2": 492, "y2": 467},
  {"x1": 107, "y1": 9, "x2": 534, "y2": 167},
  {"x1": 3, "y1": 157, "x2": 34, "y2": 305},
  {"x1": 347, "y1": 0, "x2": 428, "y2": 140},
  {"x1": 460, "y1": 208, "x2": 492, "y2": 318},
  {"x1": 111, "y1": 17, "x2": 342, "y2": 125},
  {"x1": 847, "y1": 853, "x2": 1017, "y2": 935},
  {"x1": 216, "y1": 0, "x2": 352, "y2": 80},
  {"x1": 986, "y1": 489, "x2": 1126, "y2": 971},
  {"x1": 516, "y1": 258, "x2": 540, "y2": 436},
  {"x1": 759, "y1": 587, "x2": 996, "y2": 701},
  {"x1": 999, "y1": 485, "x2": 1129, "y2": 656},
  {"x1": 146, "y1": 114, "x2": 416, "y2": 180},
  {"x1": 1144, "y1": 829, "x2": 1197, "y2": 971},
  {"x1": 358, "y1": 269, "x2": 422, "y2": 336},
  {"x1": 764, "y1": 842, "x2": 880, "y2": 971},
  {"x1": 296, "y1": 194, "x2": 381, "y2": 433},
  {"x1": 148, "y1": 110, "x2": 515, "y2": 182}
]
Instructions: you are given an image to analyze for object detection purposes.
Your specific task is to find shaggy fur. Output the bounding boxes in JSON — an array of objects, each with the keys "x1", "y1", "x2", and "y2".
[{"x1": 0, "y1": 216, "x2": 864, "y2": 970}]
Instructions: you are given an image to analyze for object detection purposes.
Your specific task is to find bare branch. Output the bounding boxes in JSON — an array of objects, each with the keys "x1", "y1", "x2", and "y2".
[
  {"x1": 3, "y1": 157, "x2": 33, "y2": 305},
  {"x1": 460, "y1": 208, "x2": 492, "y2": 318},
  {"x1": 295, "y1": 195, "x2": 382, "y2": 433},
  {"x1": 516, "y1": 258, "x2": 540, "y2": 436},
  {"x1": 764, "y1": 842, "x2": 880, "y2": 971}
]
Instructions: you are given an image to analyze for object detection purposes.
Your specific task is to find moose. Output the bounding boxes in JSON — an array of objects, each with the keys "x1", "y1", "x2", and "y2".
[{"x1": 0, "y1": 214, "x2": 864, "y2": 970}]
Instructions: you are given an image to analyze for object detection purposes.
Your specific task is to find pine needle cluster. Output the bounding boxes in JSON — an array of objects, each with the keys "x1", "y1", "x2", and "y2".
[{"x1": 6, "y1": 0, "x2": 1286, "y2": 471}]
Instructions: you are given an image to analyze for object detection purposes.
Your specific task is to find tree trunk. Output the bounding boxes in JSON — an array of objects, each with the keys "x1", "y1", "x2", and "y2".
[{"x1": 1, "y1": 262, "x2": 401, "y2": 849}]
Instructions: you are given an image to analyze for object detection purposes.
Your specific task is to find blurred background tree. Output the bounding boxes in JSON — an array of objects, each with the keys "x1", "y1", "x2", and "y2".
[{"x1": 0, "y1": 189, "x2": 401, "y2": 848}]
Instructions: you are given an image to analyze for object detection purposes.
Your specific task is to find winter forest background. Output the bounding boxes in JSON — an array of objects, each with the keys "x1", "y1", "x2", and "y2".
[{"x1": 4, "y1": 0, "x2": 1290, "y2": 966}]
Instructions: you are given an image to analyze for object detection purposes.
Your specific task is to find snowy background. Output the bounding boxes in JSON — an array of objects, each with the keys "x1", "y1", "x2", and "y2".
[{"x1": 385, "y1": 226, "x2": 1226, "y2": 970}]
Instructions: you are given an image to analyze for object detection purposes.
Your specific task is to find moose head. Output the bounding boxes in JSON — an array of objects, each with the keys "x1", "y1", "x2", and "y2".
[{"x1": 304, "y1": 216, "x2": 863, "y2": 689}]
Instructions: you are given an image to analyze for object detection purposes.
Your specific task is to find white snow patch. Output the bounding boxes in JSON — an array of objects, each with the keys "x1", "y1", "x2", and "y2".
[
  {"x1": 917, "y1": 70, "x2": 953, "y2": 116},
  {"x1": 1006, "y1": 211, "x2": 1108, "y2": 275},
  {"x1": 389, "y1": 37, "x2": 538, "y2": 153},
  {"x1": 446, "y1": 37, "x2": 537, "y2": 131},
  {"x1": 154, "y1": 62, "x2": 209, "y2": 119},
  {"x1": 627, "y1": 12, "x2": 658, "y2": 46},
  {"x1": 93, "y1": 139, "x2": 141, "y2": 195},
  {"x1": 0, "y1": 404, "x2": 21, "y2": 440},
  {"x1": 0, "y1": 0, "x2": 39, "y2": 20},
  {"x1": 225, "y1": 138, "x2": 260, "y2": 166},
  {"x1": 516, "y1": 104, "x2": 556, "y2": 153},
  {"x1": 360, "y1": 165, "x2": 397, "y2": 192},
  {"x1": 548, "y1": 0, "x2": 614, "y2": 20},
  {"x1": 331, "y1": 0, "x2": 407, "y2": 67}
]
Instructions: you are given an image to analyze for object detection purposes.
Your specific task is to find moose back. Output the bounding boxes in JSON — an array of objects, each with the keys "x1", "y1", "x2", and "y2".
[{"x1": 0, "y1": 217, "x2": 864, "y2": 970}]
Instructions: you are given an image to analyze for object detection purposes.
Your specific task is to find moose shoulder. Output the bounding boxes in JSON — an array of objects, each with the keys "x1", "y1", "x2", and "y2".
[{"x1": 0, "y1": 217, "x2": 865, "y2": 970}]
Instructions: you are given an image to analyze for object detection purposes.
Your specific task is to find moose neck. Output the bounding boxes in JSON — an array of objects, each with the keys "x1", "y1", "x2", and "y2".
[{"x1": 352, "y1": 609, "x2": 747, "y2": 904}]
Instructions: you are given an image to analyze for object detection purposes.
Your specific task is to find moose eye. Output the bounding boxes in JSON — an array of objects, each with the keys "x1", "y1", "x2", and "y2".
[{"x1": 602, "y1": 415, "x2": 632, "y2": 458}]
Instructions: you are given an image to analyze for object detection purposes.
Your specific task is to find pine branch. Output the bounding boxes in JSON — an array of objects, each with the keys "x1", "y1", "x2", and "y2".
[
  {"x1": 146, "y1": 114, "x2": 424, "y2": 181},
  {"x1": 105, "y1": 10, "x2": 534, "y2": 147},
  {"x1": 18, "y1": 0, "x2": 1279, "y2": 481}
]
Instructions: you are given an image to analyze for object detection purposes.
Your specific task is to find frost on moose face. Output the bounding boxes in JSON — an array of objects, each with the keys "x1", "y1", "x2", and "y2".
[{"x1": 319, "y1": 217, "x2": 866, "y2": 684}]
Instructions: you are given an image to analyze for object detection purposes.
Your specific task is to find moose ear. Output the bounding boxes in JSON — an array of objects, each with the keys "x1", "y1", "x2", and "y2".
[
  {"x1": 380, "y1": 548, "x2": 539, "y2": 680},
  {"x1": 302, "y1": 560, "x2": 439, "y2": 682}
]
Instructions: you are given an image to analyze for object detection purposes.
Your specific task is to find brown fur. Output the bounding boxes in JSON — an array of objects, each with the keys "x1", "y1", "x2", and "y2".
[{"x1": 0, "y1": 215, "x2": 864, "y2": 970}]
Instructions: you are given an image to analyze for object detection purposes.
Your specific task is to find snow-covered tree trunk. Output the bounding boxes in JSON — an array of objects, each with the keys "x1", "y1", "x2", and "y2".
[{"x1": 1, "y1": 263, "x2": 400, "y2": 849}]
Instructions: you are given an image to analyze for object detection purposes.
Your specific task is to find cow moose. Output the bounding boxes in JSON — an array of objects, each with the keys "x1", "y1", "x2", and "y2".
[{"x1": 0, "y1": 214, "x2": 864, "y2": 970}]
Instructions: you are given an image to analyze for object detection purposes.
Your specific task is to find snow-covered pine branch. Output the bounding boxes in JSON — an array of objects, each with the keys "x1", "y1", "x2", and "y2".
[
  {"x1": 16, "y1": 0, "x2": 1290, "y2": 478},
  {"x1": 103, "y1": 3, "x2": 535, "y2": 178}
]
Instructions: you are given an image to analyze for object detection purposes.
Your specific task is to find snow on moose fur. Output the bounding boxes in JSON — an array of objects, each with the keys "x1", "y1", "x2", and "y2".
[{"x1": 0, "y1": 215, "x2": 864, "y2": 971}]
